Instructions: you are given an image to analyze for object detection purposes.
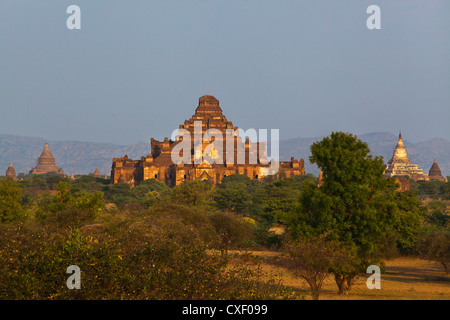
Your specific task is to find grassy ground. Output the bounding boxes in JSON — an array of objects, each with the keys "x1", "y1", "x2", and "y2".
[{"x1": 229, "y1": 251, "x2": 450, "y2": 300}]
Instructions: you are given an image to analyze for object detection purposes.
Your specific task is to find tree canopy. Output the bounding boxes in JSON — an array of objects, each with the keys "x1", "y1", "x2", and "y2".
[{"x1": 287, "y1": 132, "x2": 425, "y2": 294}]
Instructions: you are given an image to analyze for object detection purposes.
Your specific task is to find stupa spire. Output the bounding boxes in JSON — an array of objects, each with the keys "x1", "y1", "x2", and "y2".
[{"x1": 392, "y1": 132, "x2": 407, "y2": 160}]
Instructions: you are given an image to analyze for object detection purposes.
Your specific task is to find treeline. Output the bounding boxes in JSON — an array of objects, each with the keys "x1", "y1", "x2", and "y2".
[
  {"x1": 0, "y1": 132, "x2": 449, "y2": 300},
  {"x1": 409, "y1": 178, "x2": 450, "y2": 199}
]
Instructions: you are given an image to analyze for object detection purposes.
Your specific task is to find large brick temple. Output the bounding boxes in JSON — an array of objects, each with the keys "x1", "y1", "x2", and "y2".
[{"x1": 111, "y1": 95, "x2": 305, "y2": 187}]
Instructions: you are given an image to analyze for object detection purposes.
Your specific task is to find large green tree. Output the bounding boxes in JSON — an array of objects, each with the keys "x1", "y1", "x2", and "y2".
[
  {"x1": 288, "y1": 132, "x2": 422, "y2": 294},
  {"x1": 302, "y1": 132, "x2": 391, "y2": 246}
]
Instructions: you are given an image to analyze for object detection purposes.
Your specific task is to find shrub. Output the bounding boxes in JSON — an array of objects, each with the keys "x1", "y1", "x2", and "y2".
[
  {"x1": 283, "y1": 237, "x2": 339, "y2": 300},
  {"x1": 171, "y1": 180, "x2": 213, "y2": 207},
  {"x1": 209, "y1": 212, "x2": 255, "y2": 255},
  {"x1": 417, "y1": 230, "x2": 450, "y2": 274},
  {"x1": 0, "y1": 178, "x2": 24, "y2": 223}
]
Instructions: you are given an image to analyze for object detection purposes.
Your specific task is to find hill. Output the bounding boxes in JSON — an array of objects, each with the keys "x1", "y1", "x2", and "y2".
[
  {"x1": 1, "y1": 133, "x2": 449, "y2": 177},
  {"x1": 0, "y1": 135, "x2": 150, "y2": 176}
]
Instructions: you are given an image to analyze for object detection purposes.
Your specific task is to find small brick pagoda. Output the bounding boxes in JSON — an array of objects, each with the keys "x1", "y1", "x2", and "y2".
[
  {"x1": 93, "y1": 167, "x2": 101, "y2": 178},
  {"x1": 428, "y1": 159, "x2": 444, "y2": 181},
  {"x1": 5, "y1": 162, "x2": 17, "y2": 180}
]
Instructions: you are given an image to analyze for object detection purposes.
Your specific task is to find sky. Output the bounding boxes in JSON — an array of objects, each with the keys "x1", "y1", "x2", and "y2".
[{"x1": 0, "y1": 0, "x2": 449, "y2": 145}]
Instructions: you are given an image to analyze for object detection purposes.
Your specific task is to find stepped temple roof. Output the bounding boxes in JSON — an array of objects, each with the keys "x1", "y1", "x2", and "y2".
[
  {"x1": 6, "y1": 162, "x2": 17, "y2": 180},
  {"x1": 384, "y1": 133, "x2": 425, "y2": 181},
  {"x1": 30, "y1": 143, "x2": 65, "y2": 175},
  {"x1": 179, "y1": 95, "x2": 236, "y2": 135},
  {"x1": 428, "y1": 159, "x2": 444, "y2": 181},
  {"x1": 195, "y1": 95, "x2": 223, "y2": 114},
  {"x1": 93, "y1": 167, "x2": 101, "y2": 178}
]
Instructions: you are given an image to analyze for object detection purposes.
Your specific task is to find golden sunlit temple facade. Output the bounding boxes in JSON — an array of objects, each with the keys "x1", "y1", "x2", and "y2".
[{"x1": 111, "y1": 95, "x2": 305, "y2": 187}]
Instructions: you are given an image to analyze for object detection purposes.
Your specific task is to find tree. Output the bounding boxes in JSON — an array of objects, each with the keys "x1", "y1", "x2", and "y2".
[
  {"x1": 411, "y1": 180, "x2": 446, "y2": 199},
  {"x1": 443, "y1": 180, "x2": 450, "y2": 200},
  {"x1": 260, "y1": 180, "x2": 302, "y2": 224},
  {"x1": 284, "y1": 237, "x2": 339, "y2": 300},
  {"x1": 215, "y1": 174, "x2": 265, "y2": 216},
  {"x1": 424, "y1": 201, "x2": 449, "y2": 228},
  {"x1": 36, "y1": 181, "x2": 105, "y2": 222},
  {"x1": 417, "y1": 231, "x2": 450, "y2": 274},
  {"x1": 104, "y1": 183, "x2": 133, "y2": 205},
  {"x1": 329, "y1": 244, "x2": 364, "y2": 295},
  {"x1": 219, "y1": 174, "x2": 257, "y2": 189},
  {"x1": 288, "y1": 132, "x2": 409, "y2": 294},
  {"x1": 48, "y1": 181, "x2": 73, "y2": 213},
  {"x1": 209, "y1": 212, "x2": 255, "y2": 256},
  {"x1": 172, "y1": 180, "x2": 213, "y2": 207},
  {"x1": 70, "y1": 175, "x2": 108, "y2": 193},
  {"x1": 213, "y1": 187, "x2": 250, "y2": 213},
  {"x1": 32, "y1": 174, "x2": 49, "y2": 190},
  {"x1": 388, "y1": 191, "x2": 425, "y2": 253},
  {"x1": 0, "y1": 178, "x2": 24, "y2": 223},
  {"x1": 132, "y1": 178, "x2": 170, "y2": 202},
  {"x1": 45, "y1": 173, "x2": 71, "y2": 190},
  {"x1": 73, "y1": 190, "x2": 105, "y2": 217}
]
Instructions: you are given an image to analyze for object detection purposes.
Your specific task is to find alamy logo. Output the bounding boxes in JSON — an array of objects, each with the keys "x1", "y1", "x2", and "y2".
[
  {"x1": 366, "y1": 265, "x2": 381, "y2": 289},
  {"x1": 66, "y1": 5, "x2": 81, "y2": 30},
  {"x1": 366, "y1": 5, "x2": 381, "y2": 30},
  {"x1": 66, "y1": 265, "x2": 81, "y2": 289}
]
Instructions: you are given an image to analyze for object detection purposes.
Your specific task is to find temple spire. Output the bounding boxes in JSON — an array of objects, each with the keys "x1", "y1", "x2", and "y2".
[
  {"x1": 393, "y1": 132, "x2": 407, "y2": 159},
  {"x1": 316, "y1": 170, "x2": 323, "y2": 187}
]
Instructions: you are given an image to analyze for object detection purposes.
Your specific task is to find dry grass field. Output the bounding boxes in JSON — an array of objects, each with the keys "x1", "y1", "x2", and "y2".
[{"x1": 229, "y1": 250, "x2": 450, "y2": 300}]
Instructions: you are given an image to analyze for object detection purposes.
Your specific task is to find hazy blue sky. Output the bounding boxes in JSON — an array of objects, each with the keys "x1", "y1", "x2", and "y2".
[{"x1": 1, "y1": 1, "x2": 449, "y2": 145}]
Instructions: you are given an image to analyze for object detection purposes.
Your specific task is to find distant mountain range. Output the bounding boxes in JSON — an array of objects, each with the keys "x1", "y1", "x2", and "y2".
[
  {"x1": 0, "y1": 135, "x2": 150, "y2": 177},
  {"x1": 1, "y1": 133, "x2": 449, "y2": 178}
]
